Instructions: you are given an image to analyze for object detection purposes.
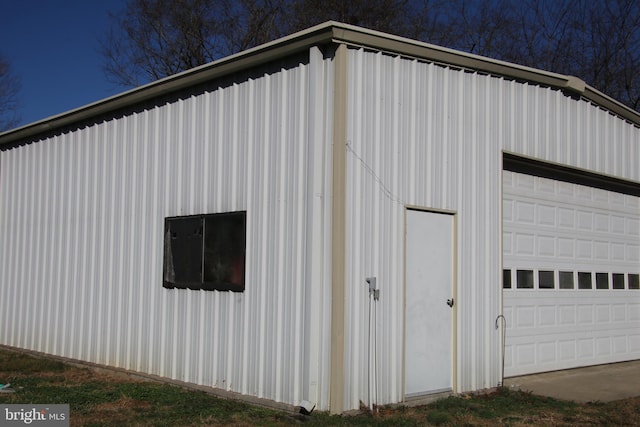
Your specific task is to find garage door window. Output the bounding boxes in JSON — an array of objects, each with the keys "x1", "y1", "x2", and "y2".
[
  {"x1": 578, "y1": 272, "x2": 592, "y2": 289},
  {"x1": 538, "y1": 271, "x2": 555, "y2": 289},
  {"x1": 596, "y1": 272, "x2": 609, "y2": 289},
  {"x1": 559, "y1": 271, "x2": 574, "y2": 289},
  {"x1": 516, "y1": 270, "x2": 534, "y2": 288},
  {"x1": 505, "y1": 270, "x2": 640, "y2": 290},
  {"x1": 613, "y1": 273, "x2": 625, "y2": 289},
  {"x1": 503, "y1": 269, "x2": 512, "y2": 288}
]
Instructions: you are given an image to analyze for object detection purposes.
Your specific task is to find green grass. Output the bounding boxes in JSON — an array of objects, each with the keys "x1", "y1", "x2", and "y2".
[{"x1": 1, "y1": 348, "x2": 638, "y2": 426}]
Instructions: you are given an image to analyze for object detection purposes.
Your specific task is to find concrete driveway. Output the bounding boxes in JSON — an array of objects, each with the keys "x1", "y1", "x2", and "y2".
[{"x1": 503, "y1": 360, "x2": 640, "y2": 403}]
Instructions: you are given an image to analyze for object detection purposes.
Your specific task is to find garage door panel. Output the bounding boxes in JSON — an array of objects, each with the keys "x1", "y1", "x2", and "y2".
[
  {"x1": 578, "y1": 339, "x2": 595, "y2": 359},
  {"x1": 515, "y1": 234, "x2": 535, "y2": 255},
  {"x1": 612, "y1": 304, "x2": 626, "y2": 321},
  {"x1": 559, "y1": 340, "x2": 576, "y2": 361},
  {"x1": 613, "y1": 336, "x2": 628, "y2": 354},
  {"x1": 503, "y1": 170, "x2": 640, "y2": 377},
  {"x1": 537, "y1": 204, "x2": 556, "y2": 226},
  {"x1": 612, "y1": 216, "x2": 626, "y2": 233},
  {"x1": 538, "y1": 342, "x2": 556, "y2": 363},
  {"x1": 559, "y1": 305, "x2": 576, "y2": 324},
  {"x1": 505, "y1": 330, "x2": 640, "y2": 376},
  {"x1": 595, "y1": 213, "x2": 610, "y2": 231},
  {"x1": 516, "y1": 201, "x2": 535, "y2": 223},
  {"x1": 537, "y1": 236, "x2": 555, "y2": 257},
  {"x1": 612, "y1": 243, "x2": 626, "y2": 260},
  {"x1": 506, "y1": 320, "x2": 639, "y2": 338}
]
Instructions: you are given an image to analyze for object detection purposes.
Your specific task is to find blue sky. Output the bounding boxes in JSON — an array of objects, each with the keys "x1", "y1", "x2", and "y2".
[{"x1": 0, "y1": 0, "x2": 129, "y2": 127}]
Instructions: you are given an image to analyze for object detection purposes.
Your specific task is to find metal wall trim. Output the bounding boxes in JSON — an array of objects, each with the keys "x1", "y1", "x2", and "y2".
[{"x1": 329, "y1": 42, "x2": 348, "y2": 415}]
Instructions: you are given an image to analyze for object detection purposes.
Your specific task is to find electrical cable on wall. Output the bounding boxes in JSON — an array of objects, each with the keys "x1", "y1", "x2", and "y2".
[
  {"x1": 373, "y1": 289, "x2": 378, "y2": 413},
  {"x1": 346, "y1": 142, "x2": 406, "y2": 206},
  {"x1": 368, "y1": 287, "x2": 372, "y2": 411},
  {"x1": 365, "y1": 277, "x2": 379, "y2": 413}
]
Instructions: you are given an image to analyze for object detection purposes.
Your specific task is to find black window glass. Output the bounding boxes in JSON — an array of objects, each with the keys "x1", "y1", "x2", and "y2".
[
  {"x1": 503, "y1": 269, "x2": 512, "y2": 289},
  {"x1": 517, "y1": 270, "x2": 534, "y2": 289},
  {"x1": 163, "y1": 212, "x2": 246, "y2": 292},
  {"x1": 203, "y1": 213, "x2": 246, "y2": 291},
  {"x1": 164, "y1": 216, "x2": 203, "y2": 289},
  {"x1": 578, "y1": 272, "x2": 592, "y2": 289},
  {"x1": 612, "y1": 273, "x2": 625, "y2": 289},
  {"x1": 630, "y1": 274, "x2": 640, "y2": 290},
  {"x1": 539, "y1": 271, "x2": 555, "y2": 289},
  {"x1": 596, "y1": 272, "x2": 609, "y2": 289},
  {"x1": 559, "y1": 271, "x2": 574, "y2": 289}
]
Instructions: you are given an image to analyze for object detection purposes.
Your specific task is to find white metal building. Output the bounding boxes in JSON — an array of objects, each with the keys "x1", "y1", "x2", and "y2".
[{"x1": 1, "y1": 22, "x2": 639, "y2": 413}]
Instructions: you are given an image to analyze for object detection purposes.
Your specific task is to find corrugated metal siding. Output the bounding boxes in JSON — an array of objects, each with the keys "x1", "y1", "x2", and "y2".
[
  {"x1": 3, "y1": 40, "x2": 639, "y2": 414},
  {"x1": 342, "y1": 46, "x2": 640, "y2": 410},
  {"x1": 0, "y1": 47, "x2": 334, "y2": 410},
  {"x1": 501, "y1": 80, "x2": 640, "y2": 181},
  {"x1": 343, "y1": 48, "x2": 502, "y2": 409}
]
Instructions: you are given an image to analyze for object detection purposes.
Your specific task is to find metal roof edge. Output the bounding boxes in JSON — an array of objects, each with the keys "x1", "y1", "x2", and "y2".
[
  {"x1": 329, "y1": 23, "x2": 640, "y2": 127},
  {"x1": 0, "y1": 22, "x2": 337, "y2": 147},
  {"x1": 2, "y1": 21, "x2": 639, "y2": 147}
]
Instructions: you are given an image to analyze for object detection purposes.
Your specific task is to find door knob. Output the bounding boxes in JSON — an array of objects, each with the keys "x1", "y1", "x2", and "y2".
[{"x1": 447, "y1": 298, "x2": 454, "y2": 308}]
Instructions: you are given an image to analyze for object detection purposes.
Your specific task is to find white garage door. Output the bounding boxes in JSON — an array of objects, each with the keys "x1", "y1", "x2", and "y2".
[{"x1": 503, "y1": 170, "x2": 640, "y2": 377}]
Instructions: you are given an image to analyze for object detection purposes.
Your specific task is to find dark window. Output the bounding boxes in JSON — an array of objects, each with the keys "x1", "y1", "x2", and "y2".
[
  {"x1": 578, "y1": 272, "x2": 592, "y2": 289},
  {"x1": 630, "y1": 274, "x2": 640, "y2": 290},
  {"x1": 596, "y1": 272, "x2": 609, "y2": 289},
  {"x1": 503, "y1": 269, "x2": 512, "y2": 289},
  {"x1": 517, "y1": 270, "x2": 534, "y2": 288},
  {"x1": 164, "y1": 212, "x2": 246, "y2": 292},
  {"x1": 539, "y1": 271, "x2": 555, "y2": 289},
  {"x1": 559, "y1": 271, "x2": 574, "y2": 289},
  {"x1": 612, "y1": 273, "x2": 625, "y2": 289}
]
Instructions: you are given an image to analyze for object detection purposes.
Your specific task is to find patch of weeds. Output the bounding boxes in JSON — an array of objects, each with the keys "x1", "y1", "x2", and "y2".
[
  {"x1": 477, "y1": 387, "x2": 578, "y2": 418},
  {"x1": 3, "y1": 349, "x2": 640, "y2": 426},
  {"x1": 0, "y1": 351, "x2": 66, "y2": 374},
  {"x1": 427, "y1": 396, "x2": 472, "y2": 413},
  {"x1": 426, "y1": 411, "x2": 450, "y2": 425}
]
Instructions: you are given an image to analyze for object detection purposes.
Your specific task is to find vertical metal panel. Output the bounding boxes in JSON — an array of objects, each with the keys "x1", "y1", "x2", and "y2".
[
  {"x1": 503, "y1": 85, "x2": 640, "y2": 182},
  {"x1": 343, "y1": 46, "x2": 640, "y2": 410},
  {"x1": 0, "y1": 49, "x2": 334, "y2": 410}
]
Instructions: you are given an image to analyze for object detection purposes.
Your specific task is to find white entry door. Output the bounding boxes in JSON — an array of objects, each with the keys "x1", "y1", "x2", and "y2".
[{"x1": 405, "y1": 209, "x2": 455, "y2": 396}]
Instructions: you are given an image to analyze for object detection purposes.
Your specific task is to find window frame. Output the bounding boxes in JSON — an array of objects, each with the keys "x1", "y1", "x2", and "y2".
[{"x1": 163, "y1": 211, "x2": 247, "y2": 292}]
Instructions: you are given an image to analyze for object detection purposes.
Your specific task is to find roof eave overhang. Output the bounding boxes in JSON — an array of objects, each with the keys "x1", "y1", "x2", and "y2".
[
  {"x1": 0, "y1": 22, "x2": 337, "y2": 148},
  {"x1": 331, "y1": 25, "x2": 640, "y2": 126},
  {"x1": 2, "y1": 21, "x2": 639, "y2": 147}
]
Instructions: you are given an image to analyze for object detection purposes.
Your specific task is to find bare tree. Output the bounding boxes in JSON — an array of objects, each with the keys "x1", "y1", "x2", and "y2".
[
  {"x1": 229, "y1": 0, "x2": 292, "y2": 52},
  {"x1": 101, "y1": 0, "x2": 242, "y2": 86},
  {"x1": 102, "y1": 0, "x2": 640, "y2": 111},
  {"x1": 102, "y1": 0, "x2": 426, "y2": 87},
  {"x1": 580, "y1": 0, "x2": 640, "y2": 109},
  {"x1": 0, "y1": 54, "x2": 21, "y2": 132},
  {"x1": 284, "y1": 0, "x2": 419, "y2": 35},
  {"x1": 101, "y1": 0, "x2": 292, "y2": 87},
  {"x1": 513, "y1": 0, "x2": 640, "y2": 110},
  {"x1": 420, "y1": 0, "x2": 640, "y2": 111}
]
